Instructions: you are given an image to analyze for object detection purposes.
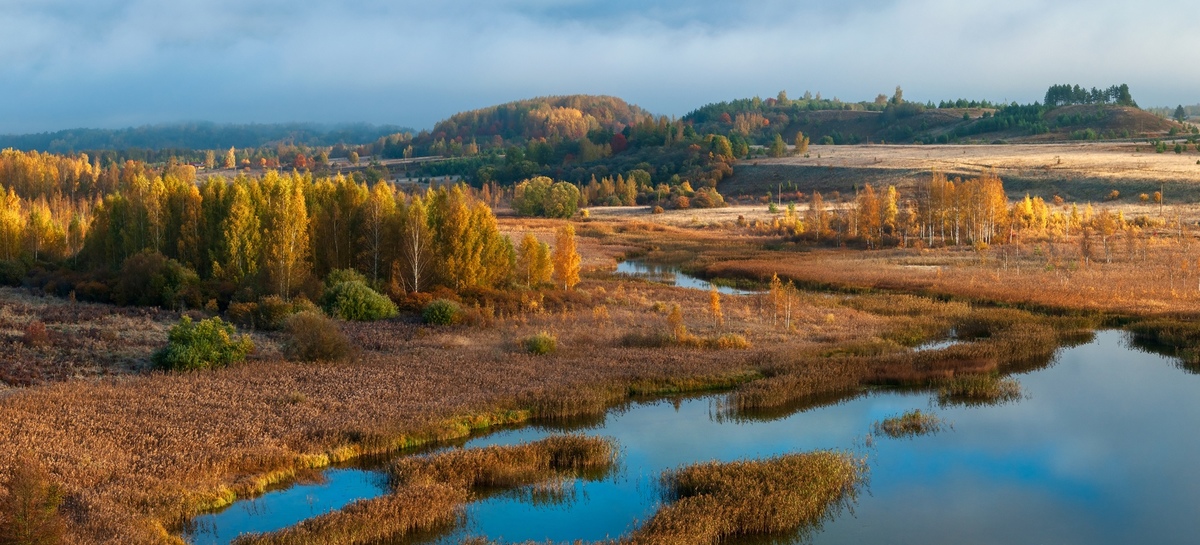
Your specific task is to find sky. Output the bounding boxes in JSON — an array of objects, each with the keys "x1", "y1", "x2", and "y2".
[{"x1": 3, "y1": 0, "x2": 1199, "y2": 134}]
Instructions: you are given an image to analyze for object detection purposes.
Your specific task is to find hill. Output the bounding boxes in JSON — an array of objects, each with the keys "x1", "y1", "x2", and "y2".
[
  {"x1": 684, "y1": 86, "x2": 1190, "y2": 147},
  {"x1": 0, "y1": 122, "x2": 409, "y2": 153},
  {"x1": 425, "y1": 95, "x2": 653, "y2": 145}
]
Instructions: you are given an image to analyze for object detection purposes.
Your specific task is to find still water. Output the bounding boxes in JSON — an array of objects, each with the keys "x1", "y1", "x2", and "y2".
[
  {"x1": 186, "y1": 331, "x2": 1200, "y2": 544},
  {"x1": 614, "y1": 260, "x2": 761, "y2": 295}
]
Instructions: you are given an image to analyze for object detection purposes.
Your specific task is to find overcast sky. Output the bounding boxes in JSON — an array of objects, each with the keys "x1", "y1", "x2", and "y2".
[{"x1": 3, "y1": 0, "x2": 1198, "y2": 134}]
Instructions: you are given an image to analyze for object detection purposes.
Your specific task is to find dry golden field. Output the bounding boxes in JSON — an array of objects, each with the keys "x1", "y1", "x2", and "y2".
[{"x1": 725, "y1": 141, "x2": 1200, "y2": 204}]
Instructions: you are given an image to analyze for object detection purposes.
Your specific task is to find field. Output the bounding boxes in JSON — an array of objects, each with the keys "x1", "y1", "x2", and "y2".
[{"x1": 726, "y1": 141, "x2": 1200, "y2": 204}]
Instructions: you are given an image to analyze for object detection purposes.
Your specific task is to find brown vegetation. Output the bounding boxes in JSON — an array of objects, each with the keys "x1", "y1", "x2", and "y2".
[
  {"x1": 873, "y1": 409, "x2": 947, "y2": 439},
  {"x1": 629, "y1": 451, "x2": 864, "y2": 545}
]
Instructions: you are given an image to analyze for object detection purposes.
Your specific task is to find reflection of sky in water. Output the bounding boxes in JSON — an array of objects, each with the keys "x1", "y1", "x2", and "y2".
[
  {"x1": 184, "y1": 468, "x2": 388, "y2": 545},
  {"x1": 615, "y1": 260, "x2": 760, "y2": 295},
  {"x1": 187, "y1": 331, "x2": 1200, "y2": 545}
]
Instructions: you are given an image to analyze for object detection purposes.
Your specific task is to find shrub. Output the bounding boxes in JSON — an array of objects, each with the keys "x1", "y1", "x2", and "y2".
[
  {"x1": 22, "y1": 321, "x2": 50, "y2": 347},
  {"x1": 0, "y1": 260, "x2": 27, "y2": 286},
  {"x1": 523, "y1": 332, "x2": 557, "y2": 355},
  {"x1": 152, "y1": 316, "x2": 254, "y2": 371},
  {"x1": 228, "y1": 295, "x2": 321, "y2": 330},
  {"x1": 283, "y1": 311, "x2": 353, "y2": 362},
  {"x1": 0, "y1": 458, "x2": 65, "y2": 545},
  {"x1": 711, "y1": 333, "x2": 750, "y2": 350},
  {"x1": 323, "y1": 280, "x2": 398, "y2": 321},
  {"x1": 652, "y1": 206, "x2": 665, "y2": 214},
  {"x1": 113, "y1": 250, "x2": 201, "y2": 309},
  {"x1": 325, "y1": 268, "x2": 368, "y2": 287},
  {"x1": 423, "y1": 299, "x2": 461, "y2": 325}
]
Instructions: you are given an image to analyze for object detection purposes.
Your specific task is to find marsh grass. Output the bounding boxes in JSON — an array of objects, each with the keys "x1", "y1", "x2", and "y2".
[
  {"x1": 629, "y1": 451, "x2": 864, "y2": 545},
  {"x1": 872, "y1": 409, "x2": 947, "y2": 439},
  {"x1": 1128, "y1": 319, "x2": 1200, "y2": 365},
  {"x1": 936, "y1": 374, "x2": 1023, "y2": 407}
]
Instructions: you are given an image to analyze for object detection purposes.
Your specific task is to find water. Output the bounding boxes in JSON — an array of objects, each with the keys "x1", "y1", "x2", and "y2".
[
  {"x1": 615, "y1": 260, "x2": 761, "y2": 295},
  {"x1": 184, "y1": 468, "x2": 388, "y2": 544},
  {"x1": 186, "y1": 331, "x2": 1200, "y2": 544}
]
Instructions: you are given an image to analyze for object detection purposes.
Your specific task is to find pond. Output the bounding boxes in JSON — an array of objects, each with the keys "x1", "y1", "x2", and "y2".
[
  {"x1": 615, "y1": 260, "x2": 761, "y2": 295},
  {"x1": 185, "y1": 330, "x2": 1200, "y2": 544}
]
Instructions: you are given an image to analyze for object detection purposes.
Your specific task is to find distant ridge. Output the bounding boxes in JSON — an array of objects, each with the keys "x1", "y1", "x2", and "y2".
[{"x1": 0, "y1": 122, "x2": 411, "y2": 153}]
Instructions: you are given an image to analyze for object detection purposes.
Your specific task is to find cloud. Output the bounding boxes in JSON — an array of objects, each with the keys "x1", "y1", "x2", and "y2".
[{"x1": 1, "y1": 0, "x2": 1198, "y2": 133}]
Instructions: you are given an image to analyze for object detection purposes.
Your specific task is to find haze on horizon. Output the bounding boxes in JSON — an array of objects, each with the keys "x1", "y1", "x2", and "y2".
[{"x1": 3, "y1": 0, "x2": 1198, "y2": 135}]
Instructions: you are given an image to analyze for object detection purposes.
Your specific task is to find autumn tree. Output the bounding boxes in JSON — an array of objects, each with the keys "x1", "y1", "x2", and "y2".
[
  {"x1": 216, "y1": 182, "x2": 261, "y2": 283},
  {"x1": 516, "y1": 233, "x2": 552, "y2": 287},
  {"x1": 263, "y1": 173, "x2": 310, "y2": 298},
  {"x1": 794, "y1": 131, "x2": 810, "y2": 156},
  {"x1": 709, "y1": 285, "x2": 723, "y2": 328},
  {"x1": 397, "y1": 192, "x2": 433, "y2": 293},
  {"x1": 360, "y1": 181, "x2": 396, "y2": 284},
  {"x1": 768, "y1": 134, "x2": 788, "y2": 158},
  {"x1": 552, "y1": 223, "x2": 581, "y2": 289},
  {"x1": 0, "y1": 188, "x2": 25, "y2": 261},
  {"x1": 223, "y1": 147, "x2": 236, "y2": 169}
]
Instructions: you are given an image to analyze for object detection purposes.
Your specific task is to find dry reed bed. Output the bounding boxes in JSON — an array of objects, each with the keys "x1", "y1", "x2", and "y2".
[
  {"x1": 726, "y1": 305, "x2": 1092, "y2": 418},
  {"x1": 707, "y1": 239, "x2": 1200, "y2": 316},
  {"x1": 628, "y1": 451, "x2": 864, "y2": 545},
  {"x1": 233, "y1": 435, "x2": 615, "y2": 545},
  {"x1": 0, "y1": 288, "x2": 177, "y2": 385}
]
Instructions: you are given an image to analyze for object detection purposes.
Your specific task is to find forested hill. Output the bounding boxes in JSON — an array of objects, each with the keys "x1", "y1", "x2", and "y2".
[
  {"x1": 683, "y1": 85, "x2": 1189, "y2": 146},
  {"x1": 424, "y1": 95, "x2": 652, "y2": 145},
  {"x1": 0, "y1": 122, "x2": 409, "y2": 153}
]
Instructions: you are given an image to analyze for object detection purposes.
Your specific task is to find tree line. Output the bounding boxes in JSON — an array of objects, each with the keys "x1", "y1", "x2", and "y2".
[
  {"x1": 755, "y1": 172, "x2": 1157, "y2": 256},
  {"x1": 0, "y1": 150, "x2": 584, "y2": 312}
]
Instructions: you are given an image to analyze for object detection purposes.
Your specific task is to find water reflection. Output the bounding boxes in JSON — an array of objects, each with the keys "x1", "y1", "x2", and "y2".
[{"x1": 615, "y1": 260, "x2": 761, "y2": 295}]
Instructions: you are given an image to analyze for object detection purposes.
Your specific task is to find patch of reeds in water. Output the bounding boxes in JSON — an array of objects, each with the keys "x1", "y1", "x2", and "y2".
[
  {"x1": 936, "y1": 374, "x2": 1022, "y2": 407},
  {"x1": 232, "y1": 435, "x2": 615, "y2": 545},
  {"x1": 1128, "y1": 319, "x2": 1200, "y2": 366},
  {"x1": 727, "y1": 308, "x2": 1088, "y2": 418},
  {"x1": 872, "y1": 409, "x2": 947, "y2": 439},
  {"x1": 628, "y1": 451, "x2": 865, "y2": 545}
]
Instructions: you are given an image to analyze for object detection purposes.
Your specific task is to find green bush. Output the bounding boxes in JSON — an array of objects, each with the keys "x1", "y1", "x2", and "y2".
[
  {"x1": 523, "y1": 331, "x2": 557, "y2": 355},
  {"x1": 152, "y1": 316, "x2": 253, "y2": 371},
  {"x1": 325, "y1": 268, "x2": 368, "y2": 287},
  {"x1": 283, "y1": 311, "x2": 353, "y2": 362},
  {"x1": 322, "y1": 280, "x2": 397, "y2": 321},
  {"x1": 422, "y1": 299, "x2": 461, "y2": 325}
]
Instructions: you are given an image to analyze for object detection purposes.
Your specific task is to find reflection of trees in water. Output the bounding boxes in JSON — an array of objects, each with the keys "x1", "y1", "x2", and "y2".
[{"x1": 1126, "y1": 334, "x2": 1200, "y2": 375}]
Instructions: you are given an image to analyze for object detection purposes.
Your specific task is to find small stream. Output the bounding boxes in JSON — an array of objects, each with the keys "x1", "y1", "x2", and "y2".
[
  {"x1": 185, "y1": 331, "x2": 1200, "y2": 544},
  {"x1": 614, "y1": 260, "x2": 761, "y2": 295}
]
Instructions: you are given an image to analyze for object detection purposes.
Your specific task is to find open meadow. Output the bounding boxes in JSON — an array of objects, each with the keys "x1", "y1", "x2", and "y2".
[{"x1": 727, "y1": 141, "x2": 1200, "y2": 204}]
